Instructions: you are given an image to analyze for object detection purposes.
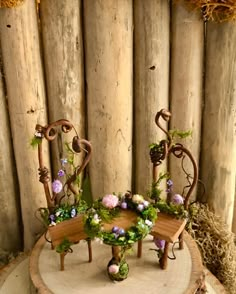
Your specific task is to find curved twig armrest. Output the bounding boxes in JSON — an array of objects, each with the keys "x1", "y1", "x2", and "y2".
[
  {"x1": 35, "y1": 119, "x2": 92, "y2": 212},
  {"x1": 151, "y1": 109, "x2": 198, "y2": 210}
]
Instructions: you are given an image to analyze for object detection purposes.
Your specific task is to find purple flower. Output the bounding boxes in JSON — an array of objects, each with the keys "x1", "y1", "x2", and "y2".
[
  {"x1": 118, "y1": 228, "x2": 125, "y2": 236},
  {"x1": 60, "y1": 158, "x2": 68, "y2": 166},
  {"x1": 58, "y1": 169, "x2": 65, "y2": 177},
  {"x1": 154, "y1": 238, "x2": 165, "y2": 250},
  {"x1": 167, "y1": 179, "x2": 173, "y2": 187},
  {"x1": 49, "y1": 214, "x2": 56, "y2": 222},
  {"x1": 52, "y1": 179, "x2": 63, "y2": 194},
  {"x1": 172, "y1": 194, "x2": 184, "y2": 205},
  {"x1": 70, "y1": 208, "x2": 77, "y2": 218},
  {"x1": 121, "y1": 202, "x2": 128, "y2": 209},
  {"x1": 102, "y1": 194, "x2": 119, "y2": 209},
  {"x1": 137, "y1": 203, "x2": 144, "y2": 212},
  {"x1": 112, "y1": 226, "x2": 119, "y2": 233}
]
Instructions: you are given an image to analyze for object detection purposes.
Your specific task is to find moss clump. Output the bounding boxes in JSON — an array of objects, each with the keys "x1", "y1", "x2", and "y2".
[{"x1": 187, "y1": 203, "x2": 236, "y2": 293}]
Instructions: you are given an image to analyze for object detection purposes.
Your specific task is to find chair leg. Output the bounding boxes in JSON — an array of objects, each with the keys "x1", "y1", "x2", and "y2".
[
  {"x1": 87, "y1": 239, "x2": 92, "y2": 262},
  {"x1": 60, "y1": 252, "x2": 66, "y2": 271},
  {"x1": 159, "y1": 241, "x2": 169, "y2": 270},
  {"x1": 179, "y1": 231, "x2": 184, "y2": 250},
  {"x1": 137, "y1": 239, "x2": 142, "y2": 258}
]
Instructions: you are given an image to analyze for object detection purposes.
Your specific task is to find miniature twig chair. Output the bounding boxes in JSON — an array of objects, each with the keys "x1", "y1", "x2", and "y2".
[
  {"x1": 138, "y1": 109, "x2": 198, "y2": 269},
  {"x1": 35, "y1": 119, "x2": 92, "y2": 270}
]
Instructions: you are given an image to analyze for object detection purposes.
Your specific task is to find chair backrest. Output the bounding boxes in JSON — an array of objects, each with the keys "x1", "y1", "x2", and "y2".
[
  {"x1": 150, "y1": 109, "x2": 198, "y2": 210},
  {"x1": 35, "y1": 119, "x2": 92, "y2": 212}
]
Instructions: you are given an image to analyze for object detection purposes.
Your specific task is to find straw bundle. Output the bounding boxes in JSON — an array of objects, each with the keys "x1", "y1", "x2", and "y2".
[
  {"x1": 181, "y1": 0, "x2": 236, "y2": 22},
  {"x1": 0, "y1": 0, "x2": 24, "y2": 8}
]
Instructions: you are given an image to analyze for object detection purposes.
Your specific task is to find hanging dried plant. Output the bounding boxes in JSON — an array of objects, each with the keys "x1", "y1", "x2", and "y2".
[
  {"x1": 178, "y1": 0, "x2": 236, "y2": 22},
  {"x1": 0, "y1": 0, "x2": 24, "y2": 8}
]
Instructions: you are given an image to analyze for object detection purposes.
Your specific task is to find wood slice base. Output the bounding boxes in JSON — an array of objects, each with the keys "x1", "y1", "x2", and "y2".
[{"x1": 30, "y1": 231, "x2": 204, "y2": 294}]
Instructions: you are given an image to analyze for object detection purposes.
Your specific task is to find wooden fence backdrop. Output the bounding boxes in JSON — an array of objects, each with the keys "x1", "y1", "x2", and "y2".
[{"x1": 0, "y1": 0, "x2": 235, "y2": 252}]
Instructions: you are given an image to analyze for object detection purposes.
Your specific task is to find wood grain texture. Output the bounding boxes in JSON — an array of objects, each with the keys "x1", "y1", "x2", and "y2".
[
  {"x1": 40, "y1": 0, "x2": 85, "y2": 180},
  {"x1": 134, "y1": 0, "x2": 170, "y2": 195},
  {"x1": 232, "y1": 185, "x2": 236, "y2": 233},
  {"x1": 84, "y1": 0, "x2": 133, "y2": 199},
  {"x1": 200, "y1": 22, "x2": 236, "y2": 228},
  {"x1": 0, "y1": 52, "x2": 22, "y2": 251},
  {"x1": 151, "y1": 212, "x2": 186, "y2": 243},
  {"x1": 48, "y1": 215, "x2": 87, "y2": 247},
  {"x1": 169, "y1": 1, "x2": 204, "y2": 201},
  {"x1": 0, "y1": 0, "x2": 50, "y2": 250}
]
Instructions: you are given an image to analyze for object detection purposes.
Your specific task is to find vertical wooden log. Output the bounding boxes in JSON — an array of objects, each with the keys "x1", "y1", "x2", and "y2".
[
  {"x1": 84, "y1": 0, "x2": 133, "y2": 199},
  {"x1": 200, "y1": 23, "x2": 236, "y2": 228},
  {"x1": 40, "y1": 0, "x2": 85, "y2": 179},
  {"x1": 232, "y1": 186, "x2": 236, "y2": 234},
  {"x1": 0, "y1": 0, "x2": 50, "y2": 250},
  {"x1": 0, "y1": 50, "x2": 22, "y2": 252},
  {"x1": 169, "y1": 1, "x2": 204, "y2": 200},
  {"x1": 134, "y1": 0, "x2": 170, "y2": 195}
]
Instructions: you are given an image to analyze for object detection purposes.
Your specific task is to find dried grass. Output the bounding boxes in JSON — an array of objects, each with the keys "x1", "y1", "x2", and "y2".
[
  {"x1": 187, "y1": 203, "x2": 236, "y2": 294},
  {"x1": 0, "y1": 0, "x2": 24, "y2": 8},
  {"x1": 180, "y1": 0, "x2": 236, "y2": 22}
]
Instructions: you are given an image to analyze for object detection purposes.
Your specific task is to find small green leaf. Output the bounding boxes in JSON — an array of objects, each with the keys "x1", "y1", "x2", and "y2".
[{"x1": 30, "y1": 136, "x2": 42, "y2": 148}]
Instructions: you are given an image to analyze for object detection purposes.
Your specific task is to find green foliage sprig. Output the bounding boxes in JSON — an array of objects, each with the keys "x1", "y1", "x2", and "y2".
[
  {"x1": 155, "y1": 200, "x2": 188, "y2": 219},
  {"x1": 168, "y1": 129, "x2": 192, "y2": 140},
  {"x1": 148, "y1": 172, "x2": 169, "y2": 202},
  {"x1": 56, "y1": 238, "x2": 73, "y2": 254},
  {"x1": 30, "y1": 136, "x2": 42, "y2": 148}
]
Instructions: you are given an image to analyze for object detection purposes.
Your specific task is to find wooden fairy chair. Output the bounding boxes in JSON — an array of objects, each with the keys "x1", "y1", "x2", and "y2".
[
  {"x1": 35, "y1": 119, "x2": 92, "y2": 270},
  {"x1": 138, "y1": 109, "x2": 198, "y2": 270}
]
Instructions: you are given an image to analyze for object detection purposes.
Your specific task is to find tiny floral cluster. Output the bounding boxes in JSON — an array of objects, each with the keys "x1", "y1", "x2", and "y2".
[
  {"x1": 107, "y1": 258, "x2": 129, "y2": 281},
  {"x1": 151, "y1": 178, "x2": 186, "y2": 259},
  {"x1": 166, "y1": 179, "x2": 184, "y2": 205},
  {"x1": 51, "y1": 158, "x2": 68, "y2": 195},
  {"x1": 48, "y1": 206, "x2": 78, "y2": 226}
]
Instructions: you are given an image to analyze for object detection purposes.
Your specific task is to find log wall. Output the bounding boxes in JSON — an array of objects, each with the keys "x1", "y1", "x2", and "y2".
[
  {"x1": 134, "y1": 0, "x2": 169, "y2": 195},
  {"x1": 40, "y1": 0, "x2": 86, "y2": 179},
  {"x1": 199, "y1": 22, "x2": 236, "y2": 229},
  {"x1": 84, "y1": 0, "x2": 133, "y2": 198},
  {"x1": 169, "y1": 1, "x2": 204, "y2": 201},
  {"x1": 0, "y1": 0, "x2": 235, "y2": 250},
  {"x1": 0, "y1": 0, "x2": 50, "y2": 250}
]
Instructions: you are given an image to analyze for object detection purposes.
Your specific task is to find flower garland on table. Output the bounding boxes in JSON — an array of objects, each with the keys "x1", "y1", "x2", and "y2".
[{"x1": 84, "y1": 192, "x2": 157, "y2": 246}]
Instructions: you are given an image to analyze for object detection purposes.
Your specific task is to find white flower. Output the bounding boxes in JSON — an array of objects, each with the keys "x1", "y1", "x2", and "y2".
[
  {"x1": 55, "y1": 211, "x2": 61, "y2": 217},
  {"x1": 143, "y1": 200, "x2": 149, "y2": 208},
  {"x1": 132, "y1": 194, "x2": 144, "y2": 204},
  {"x1": 145, "y1": 220, "x2": 153, "y2": 227}
]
